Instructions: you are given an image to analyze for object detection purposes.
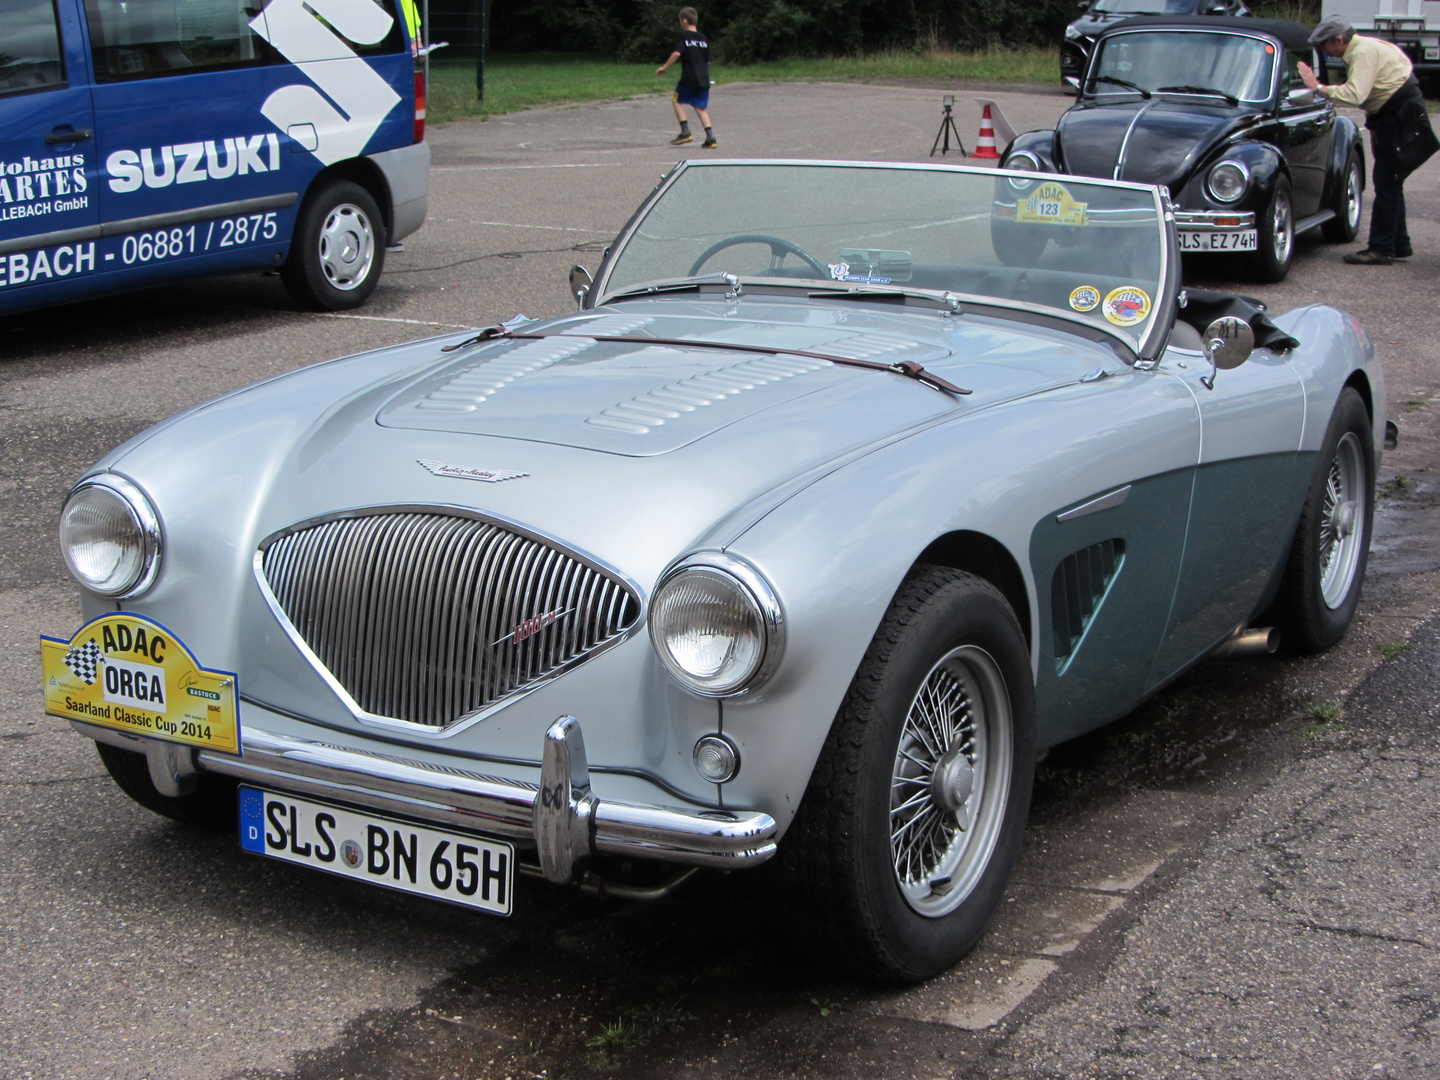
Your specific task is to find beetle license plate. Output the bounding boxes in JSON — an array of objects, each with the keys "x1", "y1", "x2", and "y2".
[
  {"x1": 239, "y1": 787, "x2": 514, "y2": 915},
  {"x1": 1178, "y1": 230, "x2": 1257, "y2": 252}
]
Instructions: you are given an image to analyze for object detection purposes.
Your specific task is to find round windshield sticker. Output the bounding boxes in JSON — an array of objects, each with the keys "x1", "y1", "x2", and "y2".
[
  {"x1": 1069, "y1": 286, "x2": 1101, "y2": 312},
  {"x1": 1103, "y1": 286, "x2": 1152, "y2": 326}
]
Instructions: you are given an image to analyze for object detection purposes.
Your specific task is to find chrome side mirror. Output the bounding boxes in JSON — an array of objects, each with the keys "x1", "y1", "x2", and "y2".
[
  {"x1": 1286, "y1": 86, "x2": 1317, "y2": 107},
  {"x1": 1200, "y1": 315, "x2": 1254, "y2": 389},
  {"x1": 568, "y1": 265, "x2": 593, "y2": 308}
]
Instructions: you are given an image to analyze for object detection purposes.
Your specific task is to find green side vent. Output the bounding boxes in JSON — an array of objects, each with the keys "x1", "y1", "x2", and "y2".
[{"x1": 1052, "y1": 539, "x2": 1125, "y2": 669}]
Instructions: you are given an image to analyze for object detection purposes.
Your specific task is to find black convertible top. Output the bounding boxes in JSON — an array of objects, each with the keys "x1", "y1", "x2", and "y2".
[{"x1": 1100, "y1": 15, "x2": 1316, "y2": 53}]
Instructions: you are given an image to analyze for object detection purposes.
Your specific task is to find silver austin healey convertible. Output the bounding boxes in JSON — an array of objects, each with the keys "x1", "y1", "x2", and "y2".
[{"x1": 44, "y1": 161, "x2": 1388, "y2": 982}]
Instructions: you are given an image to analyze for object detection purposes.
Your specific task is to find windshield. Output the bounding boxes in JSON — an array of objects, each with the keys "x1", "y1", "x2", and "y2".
[
  {"x1": 1088, "y1": 30, "x2": 1276, "y2": 101},
  {"x1": 601, "y1": 162, "x2": 1169, "y2": 352},
  {"x1": 1092, "y1": 0, "x2": 1195, "y2": 13}
]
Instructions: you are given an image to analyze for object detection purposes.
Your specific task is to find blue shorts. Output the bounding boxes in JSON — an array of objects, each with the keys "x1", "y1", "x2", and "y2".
[{"x1": 674, "y1": 83, "x2": 710, "y2": 110}]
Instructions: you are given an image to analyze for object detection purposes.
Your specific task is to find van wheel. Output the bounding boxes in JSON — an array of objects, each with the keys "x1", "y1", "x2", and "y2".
[
  {"x1": 96, "y1": 742, "x2": 238, "y2": 830},
  {"x1": 282, "y1": 180, "x2": 386, "y2": 311}
]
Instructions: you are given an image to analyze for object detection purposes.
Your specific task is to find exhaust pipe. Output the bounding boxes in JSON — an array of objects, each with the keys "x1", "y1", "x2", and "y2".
[{"x1": 1210, "y1": 626, "x2": 1279, "y2": 659}]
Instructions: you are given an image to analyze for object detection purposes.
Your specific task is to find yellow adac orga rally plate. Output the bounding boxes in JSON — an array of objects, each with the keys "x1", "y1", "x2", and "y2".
[
  {"x1": 41, "y1": 612, "x2": 240, "y2": 755},
  {"x1": 1016, "y1": 181, "x2": 1088, "y2": 227}
]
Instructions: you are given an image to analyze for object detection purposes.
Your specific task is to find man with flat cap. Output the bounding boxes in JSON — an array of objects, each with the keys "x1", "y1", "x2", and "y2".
[{"x1": 1299, "y1": 16, "x2": 1426, "y2": 264}]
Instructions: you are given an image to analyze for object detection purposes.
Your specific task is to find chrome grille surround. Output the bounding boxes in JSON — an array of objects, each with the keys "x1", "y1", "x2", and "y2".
[{"x1": 255, "y1": 507, "x2": 642, "y2": 735}]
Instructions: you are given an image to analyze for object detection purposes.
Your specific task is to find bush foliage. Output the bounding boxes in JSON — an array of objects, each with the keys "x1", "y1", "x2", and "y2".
[{"x1": 489, "y1": 0, "x2": 1083, "y2": 64}]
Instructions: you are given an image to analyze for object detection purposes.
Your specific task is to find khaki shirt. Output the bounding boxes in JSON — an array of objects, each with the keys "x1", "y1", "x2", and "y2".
[{"x1": 1322, "y1": 35, "x2": 1413, "y2": 113}]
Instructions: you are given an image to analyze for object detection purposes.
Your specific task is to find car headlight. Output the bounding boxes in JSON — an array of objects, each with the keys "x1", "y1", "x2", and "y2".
[
  {"x1": 58, "y1": 475, "x2": 162, "y2": 597},
  {"x1": 1003, "y1": 151, "x2": 1042, "y2": 192},
  {"x1": 649, "y1": 553, "x2": 783, "y2": 697},
  {"x1": 1207, "y1": 161, "x2": 1249, "y2": 203}
]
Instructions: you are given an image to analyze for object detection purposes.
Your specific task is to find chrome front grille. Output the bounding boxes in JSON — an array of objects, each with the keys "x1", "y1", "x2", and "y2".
[{"x1": 260, "y1": 512, "x2": 639, "y2": 727}]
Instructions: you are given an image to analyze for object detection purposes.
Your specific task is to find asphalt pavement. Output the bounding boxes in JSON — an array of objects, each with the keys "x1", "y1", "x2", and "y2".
[{"x1": 1, "y1": 81, "x2": 1438, "y2": 1080}]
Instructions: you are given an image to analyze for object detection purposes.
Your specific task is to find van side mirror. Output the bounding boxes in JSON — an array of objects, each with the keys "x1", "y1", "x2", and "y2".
[
  {"x1": 568, "y1": 265, "x2": 593, "y2": 308},
  {"x1": 1200, "y1": 316, "x2": 1254, "y2": 389}
]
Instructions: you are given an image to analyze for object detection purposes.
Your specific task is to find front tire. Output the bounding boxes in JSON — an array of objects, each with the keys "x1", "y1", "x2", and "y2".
[
  {"x1": 778, "y1": 568, "x2": 1036, "y2": 982},
  {"x1": 1272, "y1": 387, "x2": 1375, "y2": 653},
  {"x1": 1249, "y1": 175, "x2": 1294, "y2": 283},
  {"x1": 96, "y1": 742, "x2": 239, "y2": 830},
  {"x1": 281, "y1": 180, "x2": 386, "y2": 311}
]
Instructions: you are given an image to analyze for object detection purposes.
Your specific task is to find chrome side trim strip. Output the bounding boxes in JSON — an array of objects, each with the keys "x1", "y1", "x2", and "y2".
[{"x1": 1057, "y1": 484, "x2": 1132, "y2": 522}]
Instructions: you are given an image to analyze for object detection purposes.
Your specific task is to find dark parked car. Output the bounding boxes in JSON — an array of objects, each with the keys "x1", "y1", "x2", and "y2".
[
  {"x1": 1012, "y1": 17, "x2": 1365, "y2": 282},
  {"x1": 1062, "y1": 0, "x2": 1250, "y2": 92}
]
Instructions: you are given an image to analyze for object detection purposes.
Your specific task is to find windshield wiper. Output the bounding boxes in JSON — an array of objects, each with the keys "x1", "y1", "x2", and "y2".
[
  {"x1": 1157, "y1": 84, "x2": 1239, "y2": 105},
  {"x1": 442, "y1": 327, "x2": 970, "y2": 396},
  {"x1": 1089, "y1": 75, "x2": 1151, "y2": 98},
  {"x1": 604, "y1": 276, "x2": 722, "y2": 302},
  {"x1": 807, "y1": 284, "x2": 961, "y2": 310}
]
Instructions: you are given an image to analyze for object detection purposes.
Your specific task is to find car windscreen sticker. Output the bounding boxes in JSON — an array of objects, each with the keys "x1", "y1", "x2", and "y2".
[
  {"x1": 40, "y1": 613, "x2": 241, "y2": 755},
  {"x1": 1103, "y1": 286, "x2": 1152, "y2": 327},
  {"x1": 1016, "y1": 181, "x2": 1088, "y2": 227},
  {"x1": 1069, "y1": 286, "x2": 1101, "y2": 313}
]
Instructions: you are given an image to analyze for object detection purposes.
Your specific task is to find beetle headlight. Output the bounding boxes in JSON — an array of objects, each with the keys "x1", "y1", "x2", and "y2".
[
  {"x1": 1206, "y1": 161, "x2": 1249, "y2": 203},
  {"x1": 58, "y1": 475, "x2": 162, "y2": 597},
  {"x1": 649, "y1": 554, "x2": 783, "y2": 697},
  {"x1": 1004, "y1": 151, "x2": 1042, "y2": 193}
]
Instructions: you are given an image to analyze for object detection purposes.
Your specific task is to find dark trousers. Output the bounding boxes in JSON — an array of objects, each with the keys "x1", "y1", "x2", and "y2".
[{"x1": 1367, "y1": 100, "x2": 1412, "y2": 255}]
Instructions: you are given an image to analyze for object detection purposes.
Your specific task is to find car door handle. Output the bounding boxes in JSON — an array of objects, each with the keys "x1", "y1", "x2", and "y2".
[{"x1": 45, "y1": 128, "x2": 93, "y2": 145}]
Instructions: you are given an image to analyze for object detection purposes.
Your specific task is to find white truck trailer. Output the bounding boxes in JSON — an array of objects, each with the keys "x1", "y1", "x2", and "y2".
[{"x1": 1322, "y1": 1, "x2": 1440, "y2": 75}]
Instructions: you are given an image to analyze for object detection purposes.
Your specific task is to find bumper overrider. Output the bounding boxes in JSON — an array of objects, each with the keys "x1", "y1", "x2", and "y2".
[{"x1": 72, "y1": 715, "x2": 779, "y2": 884}]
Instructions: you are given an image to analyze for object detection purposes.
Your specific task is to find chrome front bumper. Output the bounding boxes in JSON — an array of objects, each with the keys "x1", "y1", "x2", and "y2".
[
  {"x1": 1173, "y1": 210, "x2": 1257, "y2": 232},
  {"x1": 73, "y1": 716, "x2": 778, "y2": 884}
]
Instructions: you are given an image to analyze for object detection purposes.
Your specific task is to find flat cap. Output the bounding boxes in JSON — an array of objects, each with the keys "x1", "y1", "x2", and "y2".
[{"x1": 1308, "y1": 15, "x2": 1352, "y2": 44}]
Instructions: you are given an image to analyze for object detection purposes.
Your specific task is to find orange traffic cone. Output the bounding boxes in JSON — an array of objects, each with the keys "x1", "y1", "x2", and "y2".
[{"x1": 973, "y1": 104, "x2": 1001, "y2": 160}]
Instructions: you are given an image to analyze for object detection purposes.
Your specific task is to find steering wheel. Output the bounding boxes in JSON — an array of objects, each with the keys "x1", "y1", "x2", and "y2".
[{"x1": 687, "y1": 234, "x2": 830, "y2": 279}]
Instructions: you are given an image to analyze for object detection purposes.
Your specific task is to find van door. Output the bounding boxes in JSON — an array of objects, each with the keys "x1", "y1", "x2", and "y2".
[
  {"x1": 0, "y1": 0, "x2": 101, "y2": 308},
  {"x1": 83, "y1": 0, "x2": 298, "y2": 279}
]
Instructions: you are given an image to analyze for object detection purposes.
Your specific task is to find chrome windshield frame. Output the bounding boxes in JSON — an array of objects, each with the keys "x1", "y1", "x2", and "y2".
[{"x1": 590, "y1": 159, "x2": 1180, "y2": 364}]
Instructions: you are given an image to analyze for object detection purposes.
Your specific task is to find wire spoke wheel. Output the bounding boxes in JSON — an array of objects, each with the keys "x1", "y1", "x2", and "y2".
[
  {"x1": 1318, "y1": 431, "x2": 1366, "y2": 608},
  {"x1": 889, "y1": 644, "x2": 1013, "y2": 918}
]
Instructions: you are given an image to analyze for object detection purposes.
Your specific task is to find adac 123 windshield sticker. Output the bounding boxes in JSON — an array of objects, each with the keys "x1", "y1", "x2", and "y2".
[
  {"x1": 1016, "y1": 181, "x2": 1088, "y2": 227},
  {"x1": 41, "y1": 613, "x2": 241, "y2": 755}
]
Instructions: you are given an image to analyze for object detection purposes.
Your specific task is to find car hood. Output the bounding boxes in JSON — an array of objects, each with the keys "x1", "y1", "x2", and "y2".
[
  {"x1": 1057, "y1": 100, "x2": 1256, "y2": 187},
  {"x1": 102, "y1": 298, "x2": 1115, "y2": 576}
]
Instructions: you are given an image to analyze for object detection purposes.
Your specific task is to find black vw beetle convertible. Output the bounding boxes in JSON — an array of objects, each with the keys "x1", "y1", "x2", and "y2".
[{"x1": 1005, "y1": 17, "x2": 1365, "y2": 281}]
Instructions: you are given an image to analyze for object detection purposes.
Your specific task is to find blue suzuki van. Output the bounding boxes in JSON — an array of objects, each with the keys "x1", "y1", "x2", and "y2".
[{"x1": 1, "y1": 0, "x2": 428, "y2": 315}]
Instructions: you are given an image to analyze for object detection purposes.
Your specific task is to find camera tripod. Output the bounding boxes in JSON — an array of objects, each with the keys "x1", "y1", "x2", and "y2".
[{"x1": 930, "y1": 98, "x2": 967, "y2": 157}]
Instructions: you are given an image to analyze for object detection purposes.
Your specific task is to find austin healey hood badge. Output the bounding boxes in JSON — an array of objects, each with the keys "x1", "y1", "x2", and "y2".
[{"x1": 417, "y1": 460, "x2": 529, "y2": 484}]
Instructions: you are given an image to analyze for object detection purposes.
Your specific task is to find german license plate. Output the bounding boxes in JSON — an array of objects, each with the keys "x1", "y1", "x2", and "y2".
[
  {"x1": 1178, "y1": 230, "x2": 1257, "y2": 252},
  {"x1": 239, "y1": 787, "x2": 514, "y2": 915}
]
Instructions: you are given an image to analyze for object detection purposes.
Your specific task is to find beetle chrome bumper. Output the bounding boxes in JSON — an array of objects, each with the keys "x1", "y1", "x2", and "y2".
[
  {"x1": 1174, "y1": 210, "x2": 1257, "y2": 232},
  {"x1": 72, "y1": 716, "x2": 778, "y2": 884}
]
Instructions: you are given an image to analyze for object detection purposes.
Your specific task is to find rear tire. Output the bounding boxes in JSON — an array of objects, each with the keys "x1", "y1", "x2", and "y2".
[
  {"x1": 281, "y1": 180, "x2": 386, "y2": 311},
  {"x1": 1272, "y1": 387, "x2": 1374, "y2": 653},
  {"x1": 777, "y1": 568, "x2": 1036, "y2": 983},
  {"x1": 1249, "y1": 175, "x2": 1294, "y2": 283},
  {"x1": 96, "y1": 742, "x2": 238, "y2": 830},
  {"x1": 1322, "y1": 151, "x2": 1363, "y2": 244}
]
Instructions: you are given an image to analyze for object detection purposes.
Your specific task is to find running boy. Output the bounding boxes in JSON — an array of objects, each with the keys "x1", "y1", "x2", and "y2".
[{"x1": 656, "y1": 7, "x2": 715, "y2": 147}]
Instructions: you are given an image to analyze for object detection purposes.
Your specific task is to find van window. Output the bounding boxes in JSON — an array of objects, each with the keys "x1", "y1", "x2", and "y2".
[
  {"x1": 83, "y1": 0, "x2": 405, "y2": 82},
  {"x1": 84, "y1": 0, "x2": 286, "y2": 80},
  {"x1": 1, "y1": 0, "x2": 68, "y2": 96}
]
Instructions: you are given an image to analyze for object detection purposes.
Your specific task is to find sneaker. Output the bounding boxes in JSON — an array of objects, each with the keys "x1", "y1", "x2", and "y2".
[
  {"x1": 670, "y1": 133, "x2": 693, "y2": 145},
  {"x1": 1395, "y1": 244, "x2": 1413, "y2": 258},
  {"x1": 1343, "y1": 248, "x2": 1394, "y2": 265},
  {"x1": 702, "y1": 137, "x2": 718, "y2": 149}
]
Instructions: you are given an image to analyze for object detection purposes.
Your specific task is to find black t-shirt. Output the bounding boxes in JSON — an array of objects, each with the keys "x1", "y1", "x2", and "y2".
[{"x1": 673, "y1": 28, "x2": 710, "y2": 89}]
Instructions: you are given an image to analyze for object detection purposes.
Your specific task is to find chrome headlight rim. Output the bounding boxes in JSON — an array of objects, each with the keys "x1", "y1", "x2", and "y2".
[
  {"x1": 1206, "y1": 160, "x2": 1250, "y2": 204},
  {"x1": 1002, "y1": 152, "x2": 1042, "y2": 193},
  {"x1": 649, "y1": 552, "x2": 785, "y2": 698},
  {"x1": 59, "y1": 474, "x2": 162, "y2": 598}
]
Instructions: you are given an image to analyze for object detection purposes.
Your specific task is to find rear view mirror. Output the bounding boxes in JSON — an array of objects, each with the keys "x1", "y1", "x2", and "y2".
[
  {"x1": 1200, "y1": 315, "x2": 1254, "y2": 388},
  {"x1": 568, "y1": 265, "x2": 593, "y2": 308}
]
